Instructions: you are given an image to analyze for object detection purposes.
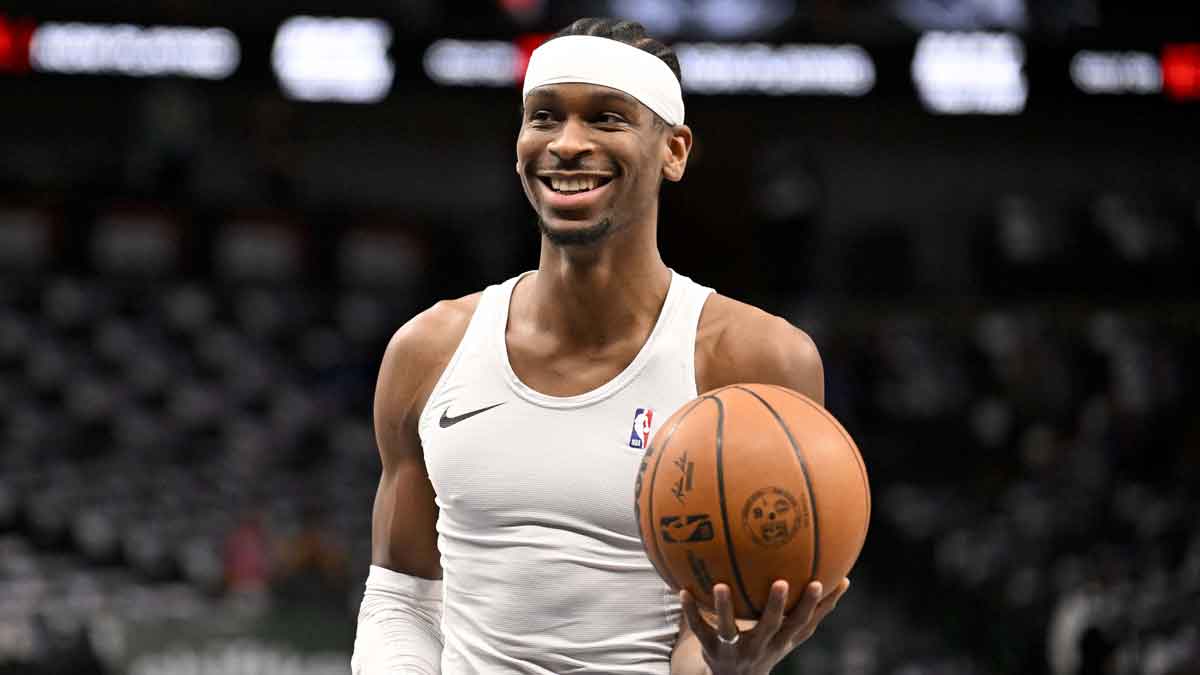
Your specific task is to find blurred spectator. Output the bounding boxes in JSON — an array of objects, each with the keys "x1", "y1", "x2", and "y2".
[
  {"x1": 224, "y1": 512, "x2": 270, "y2": 599},
  {"x1": 274, "y1": 505, "x2": 349, "y2": 608}
]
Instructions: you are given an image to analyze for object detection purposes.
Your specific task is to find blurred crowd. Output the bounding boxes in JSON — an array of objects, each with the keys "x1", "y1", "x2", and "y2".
[{"x1": 0, "y1": 177, "x2": 1196, "y2": 675}]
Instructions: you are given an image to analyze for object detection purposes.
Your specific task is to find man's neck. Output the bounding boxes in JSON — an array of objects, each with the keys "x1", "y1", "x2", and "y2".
[{"x1": 519, "y1": 221, "x2": 671, "y2": 350}]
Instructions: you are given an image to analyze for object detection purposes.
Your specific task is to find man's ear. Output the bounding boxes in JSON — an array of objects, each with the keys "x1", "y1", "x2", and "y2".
[{"x1": 662, "y1": 124, "x2": 693, "y2": 183}]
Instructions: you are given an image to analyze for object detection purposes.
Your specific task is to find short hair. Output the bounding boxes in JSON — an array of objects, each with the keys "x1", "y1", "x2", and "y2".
[{"x1": 552, "y1": 17, "x2": 683, "y2": 88}]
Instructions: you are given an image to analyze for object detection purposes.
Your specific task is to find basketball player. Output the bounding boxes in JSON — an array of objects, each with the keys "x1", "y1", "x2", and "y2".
[{"x1": 352, "y1": 18, "x2": 851, "y2": 675}]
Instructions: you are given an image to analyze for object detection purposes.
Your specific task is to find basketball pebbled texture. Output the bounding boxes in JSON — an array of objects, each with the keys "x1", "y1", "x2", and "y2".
[{"x1": 634, "y1": 383, "x2": 870, "y2": 619}]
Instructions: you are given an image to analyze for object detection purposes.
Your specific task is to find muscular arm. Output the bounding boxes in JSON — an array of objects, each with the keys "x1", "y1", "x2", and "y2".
[
  {"x1": 370, "y1": 326, "x2": 441, "y2": 579},
  {"x1": 673, "y1": 295, "x2": 825, "y2": 675},
  {"x1": 370, "y1": 294, "x2": 479, "y2": 576},
  {"x1": 353, "y1": 295, "x2": 478, "y2": 675}
]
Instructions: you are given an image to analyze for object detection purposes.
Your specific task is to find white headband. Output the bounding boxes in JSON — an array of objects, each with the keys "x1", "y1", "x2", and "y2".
[{"x1": 522, "y1": 35, "x2": 685, "y2": 126}]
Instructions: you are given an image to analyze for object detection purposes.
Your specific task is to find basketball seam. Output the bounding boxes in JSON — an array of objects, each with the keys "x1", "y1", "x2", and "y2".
[
  {"x1": 764, "y1": 385, "x2": 871, "y2": 544},
  {"x1": 712, "y1": 394, "x2": 759, "y2": 616},
  {"x1": 731, "y1": 385, "x2": 821, "y2": 584},
  {"x1": 645, "y1": 397, "x2": 708, "y2": 594}
]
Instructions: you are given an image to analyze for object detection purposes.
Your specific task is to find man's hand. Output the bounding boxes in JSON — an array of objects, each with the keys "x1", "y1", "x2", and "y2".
[{"x1": 679, "y1": 578, "x2": 850, "y2": 675}]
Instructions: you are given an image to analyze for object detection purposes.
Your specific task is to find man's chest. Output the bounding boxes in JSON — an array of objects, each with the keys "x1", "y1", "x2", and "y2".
[
  {"x1": 423, "y1": 391, "x2": 701, "y2": 541},
  {"x1": 504, "y1": 333, "x2": 654, "y2": 398}
]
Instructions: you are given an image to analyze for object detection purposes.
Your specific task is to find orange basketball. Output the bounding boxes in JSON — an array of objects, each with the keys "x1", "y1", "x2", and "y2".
[{"x1": 634, "y1": 383, "x2": 870, "y2": 619}]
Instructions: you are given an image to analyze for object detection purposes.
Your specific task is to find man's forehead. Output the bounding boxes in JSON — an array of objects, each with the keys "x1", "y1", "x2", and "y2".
[{"x1": 525, "y1": 83, "x2": 643, "y2": 110}]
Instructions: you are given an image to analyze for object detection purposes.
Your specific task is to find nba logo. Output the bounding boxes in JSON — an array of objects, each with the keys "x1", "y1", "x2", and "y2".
[{"x1": 629, "y1": 408, "x2": 654, "y2": 449}]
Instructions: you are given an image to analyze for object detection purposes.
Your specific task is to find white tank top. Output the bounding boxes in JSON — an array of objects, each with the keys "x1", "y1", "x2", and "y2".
[{"x1": 417, "y1": 270, "x2": 714, "y2": 674}]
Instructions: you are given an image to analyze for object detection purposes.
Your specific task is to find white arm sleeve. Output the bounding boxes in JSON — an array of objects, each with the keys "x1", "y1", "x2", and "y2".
[{"x1": 351, "y1": 565, "x2": 444, "y2": 675}]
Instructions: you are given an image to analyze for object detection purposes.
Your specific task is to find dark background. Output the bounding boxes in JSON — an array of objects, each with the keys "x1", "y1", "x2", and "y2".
[{"x1": 0, "y1": 1, "x2": 1198, "y2": 673}]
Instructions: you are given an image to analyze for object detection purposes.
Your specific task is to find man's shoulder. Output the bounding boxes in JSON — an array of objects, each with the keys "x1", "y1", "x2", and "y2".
[
  {"x1": 695, "y1": 293, "x2": 823, "y2": 403},
  {"x1": 376, "y1": 291, "x2": 485, "y2": 425},
  {"x1": 384, "y1": 291, "x2": 484, "y2": 372},
  {"x1": 697, "y1": 293, "x2": 809, "y2": 352}
]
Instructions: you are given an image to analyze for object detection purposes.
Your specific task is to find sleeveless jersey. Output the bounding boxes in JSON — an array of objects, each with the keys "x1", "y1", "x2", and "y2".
[{"x1": 417, "y1": 270, "x2": 714, "y2": 674}]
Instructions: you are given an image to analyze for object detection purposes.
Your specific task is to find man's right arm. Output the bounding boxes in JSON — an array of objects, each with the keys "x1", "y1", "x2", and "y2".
[{"x1": 353, "y1": 295, "x2": 479, "y2": 675}]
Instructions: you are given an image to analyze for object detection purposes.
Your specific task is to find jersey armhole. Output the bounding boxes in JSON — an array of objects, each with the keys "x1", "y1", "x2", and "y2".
[
  {"x1": 415, "y1": 288, "x2": 494, "y2": 446},
  {"x1": 687, "y1": 288, "x2": 717, "y2": 399}
]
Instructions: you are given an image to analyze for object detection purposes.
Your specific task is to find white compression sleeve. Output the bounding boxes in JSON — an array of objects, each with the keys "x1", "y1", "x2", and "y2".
[{"x1": 351, "y1": 565, "x2": 444, "y2": 675}]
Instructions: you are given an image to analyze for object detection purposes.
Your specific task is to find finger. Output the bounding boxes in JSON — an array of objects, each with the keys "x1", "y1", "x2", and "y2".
[
  {"x1": 782, "y1": 578, "x2": 850, "y2": 648},
  {"x1": 747, "y1": 580, "x2": 788, "y2": 648},
  {"x1": 713, "y1": 584, "x2": 739, "y2": 646},
  {"x1": 771, "y1": 581, "x2": 822, "y2": 648},
  {"x1": 681, "y1": 589, "x2": 719, "y2": 654},
  {"x1": 811, "y1": 578, "x2": 851, "y2": 622}
]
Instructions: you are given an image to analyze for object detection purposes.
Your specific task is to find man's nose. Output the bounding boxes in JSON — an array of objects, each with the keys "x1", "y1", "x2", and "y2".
[{"x1": 547, "y1": 117, "x2": 593, "y2": 161}]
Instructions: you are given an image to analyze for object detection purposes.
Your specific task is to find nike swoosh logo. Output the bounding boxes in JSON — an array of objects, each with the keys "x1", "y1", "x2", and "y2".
[{"x1": 439, "y1": 402, "x2": 506, "y2": 428}]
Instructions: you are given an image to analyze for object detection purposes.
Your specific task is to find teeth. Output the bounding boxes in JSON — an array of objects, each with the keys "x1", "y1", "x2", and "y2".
[{"x1": 548, "y1": 176, "x2": 601, "y2": 193}]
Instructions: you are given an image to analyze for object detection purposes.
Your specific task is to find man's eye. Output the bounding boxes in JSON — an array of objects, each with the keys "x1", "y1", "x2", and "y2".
[
  {"x1": 529, "y1": 110, "x2": 553, "y2": 122},
  {"x1": 597, "y1": 113, "x2": 625, "y2": 124}
]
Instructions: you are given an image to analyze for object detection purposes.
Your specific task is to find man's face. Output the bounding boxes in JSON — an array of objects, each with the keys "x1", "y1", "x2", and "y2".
[{"x1": 516, "y1": 83, "x2": 672, "y2": 247}]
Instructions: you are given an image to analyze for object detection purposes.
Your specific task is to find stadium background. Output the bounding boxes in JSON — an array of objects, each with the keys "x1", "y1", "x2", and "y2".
[{"x1": 1, "y1": 0, "x2": 1198, "y2": 673}]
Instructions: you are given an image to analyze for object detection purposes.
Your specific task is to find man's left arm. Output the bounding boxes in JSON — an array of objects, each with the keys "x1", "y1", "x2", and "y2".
[{"x1": 673, "y1": 304, "x2": 847, "y2": 675}]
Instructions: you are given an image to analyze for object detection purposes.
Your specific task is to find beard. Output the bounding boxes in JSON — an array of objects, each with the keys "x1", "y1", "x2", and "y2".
[{"x1": 538, "y1": 217, "x2": 616, "y2": 247}]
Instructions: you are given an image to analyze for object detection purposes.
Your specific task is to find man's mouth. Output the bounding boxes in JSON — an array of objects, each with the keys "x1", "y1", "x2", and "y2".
[{"x1": 538, "y1": 174, "x2": 615, "y2": 196}]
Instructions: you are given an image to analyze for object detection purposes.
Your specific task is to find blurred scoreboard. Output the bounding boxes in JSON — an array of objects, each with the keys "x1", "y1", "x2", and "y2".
[{"x1": 1, "y1": 12, "x2": 1198, "y2": 113}]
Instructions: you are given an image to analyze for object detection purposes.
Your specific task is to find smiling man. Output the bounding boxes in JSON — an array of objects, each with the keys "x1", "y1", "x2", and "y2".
[{"x1": 352, "y1": 17, "x2": 849, "y2": 675}]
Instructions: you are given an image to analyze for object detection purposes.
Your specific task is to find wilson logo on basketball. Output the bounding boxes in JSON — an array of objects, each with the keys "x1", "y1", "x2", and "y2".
[
  {"x1": 671, "y1": 450, "x2": 694, "y2": 503},
  {"x1": 659, "y1": 514, "x2": 714, "y2": 543},
  {"x1": 742, "y1": 487, "x2": 804, "y2": 548}
]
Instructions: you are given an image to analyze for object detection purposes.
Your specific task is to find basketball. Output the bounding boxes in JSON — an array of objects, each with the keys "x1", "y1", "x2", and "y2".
[{"x1": 634, "y1": 383, "x2": 870, "y2": 619}]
